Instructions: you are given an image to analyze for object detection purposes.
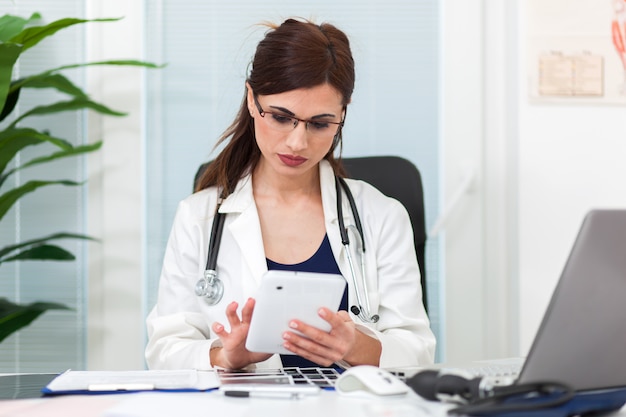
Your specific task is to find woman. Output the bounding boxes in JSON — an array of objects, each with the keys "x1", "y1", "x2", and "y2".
[{"x1": 145, "y1": 18, "x2": 435, "y2": 370}]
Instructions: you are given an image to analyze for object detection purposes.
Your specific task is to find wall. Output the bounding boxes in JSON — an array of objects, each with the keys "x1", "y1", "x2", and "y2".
[
  {"x1": 443, "y1": 0, "x2": 626, "y2": 364},
  {"x1": 517, "y1": 1, "x2": 626, "y2": 354}
]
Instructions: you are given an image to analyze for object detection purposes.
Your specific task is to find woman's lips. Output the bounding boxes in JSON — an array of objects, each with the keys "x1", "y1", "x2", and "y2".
[{"x1": 278, "y1": 154, "x2": 307, "y2": 167}]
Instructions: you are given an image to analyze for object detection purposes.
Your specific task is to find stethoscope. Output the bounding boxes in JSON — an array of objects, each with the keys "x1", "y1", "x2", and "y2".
[{"x1": 194, "y1": 176, "x2": 380, "y2": 323}]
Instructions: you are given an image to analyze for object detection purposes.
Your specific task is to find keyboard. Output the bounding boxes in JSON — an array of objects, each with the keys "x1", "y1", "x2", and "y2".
[
  {"x1": 217, "y1": 367, "x2": 341, "y2": 388},
  {"x1": 451, "y1": 363, "x2": 521, "y2": 379},
  {"x1": 395, "y1": 358, "x2": 524, "y2": 387}
]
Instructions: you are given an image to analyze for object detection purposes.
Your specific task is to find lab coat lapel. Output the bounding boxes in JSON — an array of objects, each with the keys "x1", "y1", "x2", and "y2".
[
  {"x1": 220, "y1": 174, "x2": 267, "y2": 288},
  {"x1": 320, "y1": 160, "x2": 354, "y2": 279},
  {"x1": 321, "y1": 160, "x2": 367, "y2": 314}
]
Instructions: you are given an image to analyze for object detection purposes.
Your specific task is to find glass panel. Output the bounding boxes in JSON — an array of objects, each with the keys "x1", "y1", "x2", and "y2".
[{"x1": 0, "y1": 1, "x2": 87, "y2": 372}]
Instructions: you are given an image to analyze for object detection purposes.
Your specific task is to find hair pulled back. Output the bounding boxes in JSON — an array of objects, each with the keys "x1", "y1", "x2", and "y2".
[{"x1": 195, "y1": 18, "x2": 355, "y2": 194}]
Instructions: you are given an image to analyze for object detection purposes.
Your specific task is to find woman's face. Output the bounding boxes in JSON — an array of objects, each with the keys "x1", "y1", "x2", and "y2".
[{"x1": 247, "y1": 83, "x2": 344, "y2": 181}]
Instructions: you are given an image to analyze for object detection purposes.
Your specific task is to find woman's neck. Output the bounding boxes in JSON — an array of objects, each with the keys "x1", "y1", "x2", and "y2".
[{"x1": 252, "y1": 160, "x2": 321, "y2": 202}]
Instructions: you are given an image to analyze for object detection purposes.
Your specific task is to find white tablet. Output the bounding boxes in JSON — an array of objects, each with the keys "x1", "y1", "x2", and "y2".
[{"x1": 245, "y1": 270, "x2": 347, "y2": 355}]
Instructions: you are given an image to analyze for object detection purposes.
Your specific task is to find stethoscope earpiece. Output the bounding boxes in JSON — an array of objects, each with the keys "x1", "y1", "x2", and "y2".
[{"x1": 350, "y1": 305, "x2": 379, "y2": 323}]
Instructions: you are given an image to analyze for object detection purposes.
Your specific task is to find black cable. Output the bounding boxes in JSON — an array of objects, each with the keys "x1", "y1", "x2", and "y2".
[
  {"x1": 449, "y1": 381, "x2": 575, "y2": 415},
  {"x1": 335, "y1": 177, "x2": 349, "y2": 245},
  {"x1": 337, "y1": 176, "x2": 365, "y2": 252},
  {"x1": 205, "y1": 201, "x2": 225, "y2": 271}
]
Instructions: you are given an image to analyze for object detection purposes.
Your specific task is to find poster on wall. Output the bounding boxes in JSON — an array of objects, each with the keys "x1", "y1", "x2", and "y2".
[{"x1": 528, "y1": 0, "x2": 626, "y2": 105}]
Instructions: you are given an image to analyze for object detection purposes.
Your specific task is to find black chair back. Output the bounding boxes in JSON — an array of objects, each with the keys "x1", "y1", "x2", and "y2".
[{"x1": 342, "y1": 156, "x2": 428, "y2": 312}]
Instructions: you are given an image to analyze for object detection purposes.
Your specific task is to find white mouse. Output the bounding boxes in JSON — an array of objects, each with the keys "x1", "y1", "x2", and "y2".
[{"x1": 335, "y1": 365, "x2": 409, "y2": 397}]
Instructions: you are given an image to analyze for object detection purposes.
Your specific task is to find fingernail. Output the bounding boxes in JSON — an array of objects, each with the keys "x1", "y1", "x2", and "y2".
[
  {"x1": 289, "y1": 321, "x2": 298, "y2": 329},
  {"x1": 318, "y1": 308, "x2": 327, "y2": 317},
  {"x1": 283, "y1": 332, "x2": 291, "y2": 340}
]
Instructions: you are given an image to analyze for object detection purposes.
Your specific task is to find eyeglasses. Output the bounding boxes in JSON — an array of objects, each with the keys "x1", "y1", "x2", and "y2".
[{"x1": 253, "y1": 95, "x2": 344, "y2": 140}]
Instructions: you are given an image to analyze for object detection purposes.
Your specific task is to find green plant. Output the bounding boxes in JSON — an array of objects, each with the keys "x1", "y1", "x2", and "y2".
[{"x1": 0, "y1": 13, "x2": 159, "y2": 343}]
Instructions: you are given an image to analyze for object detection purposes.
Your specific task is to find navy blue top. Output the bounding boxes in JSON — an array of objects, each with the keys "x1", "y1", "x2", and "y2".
[{"x1": 266, "y1": 234, "x2": 347, "y2": 369}]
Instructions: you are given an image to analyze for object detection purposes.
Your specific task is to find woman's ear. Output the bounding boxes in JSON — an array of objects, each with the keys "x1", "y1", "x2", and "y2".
[{"x1": 246, "y1": 82, "x2": 255, "y2": 116}]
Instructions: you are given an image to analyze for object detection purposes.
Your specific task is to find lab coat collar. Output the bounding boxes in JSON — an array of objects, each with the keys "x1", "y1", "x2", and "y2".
[
  {"x1": 217, "y1": 159, "x2": 349, "y2": 287},
  {"x1": 219, "y1": 173, "x2": 254, "y2": 214}
]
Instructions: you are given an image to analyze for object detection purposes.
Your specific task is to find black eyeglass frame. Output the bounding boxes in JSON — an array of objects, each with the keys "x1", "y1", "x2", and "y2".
[{"x1": 253, "y1": 94, "x2": 345, "y2": 134}]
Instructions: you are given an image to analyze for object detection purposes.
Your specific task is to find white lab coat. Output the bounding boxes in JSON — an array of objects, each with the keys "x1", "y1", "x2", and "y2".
[{"x1": 145, "y1": 160, "x2": 436, "y2": 370}]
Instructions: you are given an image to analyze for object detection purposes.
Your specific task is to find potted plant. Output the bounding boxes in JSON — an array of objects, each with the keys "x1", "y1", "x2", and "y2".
[{"x1": 0, "y1": 12, "x2": 159, "y2": 343}]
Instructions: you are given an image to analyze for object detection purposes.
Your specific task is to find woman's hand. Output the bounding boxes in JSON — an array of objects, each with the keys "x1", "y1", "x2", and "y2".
[
  {"x1": 281, "y1": 308, "x2": 382, "y2": 367},
  {"x1": 210, "y1": 298, "x2": 272, "y2": 369}
]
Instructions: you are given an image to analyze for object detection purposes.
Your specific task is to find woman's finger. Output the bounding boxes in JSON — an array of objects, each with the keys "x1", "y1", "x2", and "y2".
[
  {"x1": 224, "y1": 301, "x2": 242, "y2": 327},
  {"x1": 240, "y1": 298, "x2": 256, "y2": 324}
]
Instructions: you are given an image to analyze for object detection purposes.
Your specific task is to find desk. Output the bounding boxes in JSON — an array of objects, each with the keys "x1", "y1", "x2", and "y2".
[
  {"x1": 3, "y1": 373, "x2": 626, "y2": 417},
  {"x1": 3, "y1": 389, "x2": 626, "y2": 417},
  {"x1": 1, "y1": 390, "x2": 450, "y2": 417}
]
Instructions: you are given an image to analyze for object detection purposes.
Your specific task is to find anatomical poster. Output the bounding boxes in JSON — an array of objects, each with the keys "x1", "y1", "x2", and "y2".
[{"x1": 528, "y1": 0, "x2": 626, "y2": 105}]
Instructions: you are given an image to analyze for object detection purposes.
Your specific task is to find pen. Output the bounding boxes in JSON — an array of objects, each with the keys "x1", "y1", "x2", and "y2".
[{"x1": 223, "y1": 390, "x2": 304, "y2": 399}]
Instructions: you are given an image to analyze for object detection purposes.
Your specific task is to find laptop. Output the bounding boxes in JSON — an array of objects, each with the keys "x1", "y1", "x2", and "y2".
[
  {"x1": 514, "y1": 208, "x2": 626, "y2": 391},
  {"x1": 405, "y1": 209, "x2": 626, "y2": 393}
]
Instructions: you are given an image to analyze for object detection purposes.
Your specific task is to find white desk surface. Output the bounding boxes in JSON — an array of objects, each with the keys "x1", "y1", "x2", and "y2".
[
  {"x1": 2, "y1": 390, "x2": 626, "y2": 417},
  {"x1": 0, "y1": 390, "x2": 450, "y2": 417}
]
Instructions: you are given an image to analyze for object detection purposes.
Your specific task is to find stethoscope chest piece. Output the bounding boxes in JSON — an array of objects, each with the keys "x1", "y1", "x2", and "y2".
[{"x1": 195, "y1": 269, "x2": 224, "y2": 305}]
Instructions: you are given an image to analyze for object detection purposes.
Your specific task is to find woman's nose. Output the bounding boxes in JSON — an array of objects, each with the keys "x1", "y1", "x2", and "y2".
[{"x1": 284, "y1": 122, "x2": 308, "y2": 151}]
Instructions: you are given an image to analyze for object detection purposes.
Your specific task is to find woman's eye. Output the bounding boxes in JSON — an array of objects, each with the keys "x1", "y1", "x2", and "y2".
[
  {"x1": 271, "y1": 114, "x2": 294, "y2": 124},
  {"x1": 308, "y1": 121, "x2": 331, "y2": 131}
]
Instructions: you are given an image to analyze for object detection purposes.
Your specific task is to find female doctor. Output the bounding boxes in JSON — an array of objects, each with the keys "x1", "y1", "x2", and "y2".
[{"x1": 145, "y1": 18, "x2": 436, "y2": 371}]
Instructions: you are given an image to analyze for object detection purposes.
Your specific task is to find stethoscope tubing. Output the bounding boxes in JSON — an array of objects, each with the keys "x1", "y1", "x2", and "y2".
[{"x1": 335, "y1": 177, "x2": 379, "y2": 323}]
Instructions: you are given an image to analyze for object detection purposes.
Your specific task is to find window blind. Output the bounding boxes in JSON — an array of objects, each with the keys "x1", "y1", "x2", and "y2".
[{"x1": 0, "y1": 1, "x2": 87, "y2": 372}]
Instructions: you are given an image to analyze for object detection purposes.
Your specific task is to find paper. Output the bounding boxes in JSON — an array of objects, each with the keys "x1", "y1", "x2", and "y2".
[{"x1": 44, "y1": 370, "x2": 220, "y2": 394}]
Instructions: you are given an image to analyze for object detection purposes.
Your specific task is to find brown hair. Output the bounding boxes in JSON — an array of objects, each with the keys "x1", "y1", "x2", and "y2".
[{"x1": 195, "y1": 18, "x2": 355, "y2": 194}]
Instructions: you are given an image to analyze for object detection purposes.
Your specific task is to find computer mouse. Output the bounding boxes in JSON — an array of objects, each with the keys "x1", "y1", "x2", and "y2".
[{"x1": 335, "y1": 365, "x2": 410, "y2": 397}]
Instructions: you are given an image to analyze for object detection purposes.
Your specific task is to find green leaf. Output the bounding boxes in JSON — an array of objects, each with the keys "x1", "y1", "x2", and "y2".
[
  {"x1": 8, "y1": 17, "x2": 121, "y2": 52},
  {"x1": 0, "y1": 298, "x2": 70, "y2": 343},
  {"x1": 0, "y1": 13, "x2": 41, "y2": 42},
  {"x1": 0, "y1": 43, "x2": 22, "y2": 117},
  {"x1": 8, "y1": 59, "x2": 164, "y2": 96},
  {"x1": 0, "y1": 232, "x2": 96, "y2": 261},
  {"x1": 14, "y1": 73, "x2": 88, "y2": 99},
  {"x1": 0, "y1": 180, "x2": 81, "y2": 223},
  {"x1": 17, "y1": 141, "x2": 102, "y2": 170},
  {"x1": 0, "y1": 128, "x2": 74, "y2": 184},
  {"x1": 2, "y1": 141, "x2": 103, "y2": 186},
  {"x1": 0, "y1": 133, "x2": 41, "y2": 177},
  {"x1": 49, "y1": 59, "x2": 164, "y2": 72},
  {"x1": 1, "y1": 244, "x2": 75, "y2": 263},
  {"x1": 8, "y1": 98, "x2": 126, "y2": 128},
  {"x1": 0, "y1": 81, "x2": 21, "y2": 122}
]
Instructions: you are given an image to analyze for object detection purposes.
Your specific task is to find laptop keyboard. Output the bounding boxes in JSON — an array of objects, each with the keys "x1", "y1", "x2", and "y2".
[
  {"x1": 283, "y1": 367, "x2": 341, "y2": 388},
  {"x1": 432, "y1": 362, "x2": 522, "y2": 387},
  {"x1": 217, "y1": 367, "x2": 341, "y2": 388},
  {"x1": 458, "y1": 363, "x2": 521, "y2": 379}
]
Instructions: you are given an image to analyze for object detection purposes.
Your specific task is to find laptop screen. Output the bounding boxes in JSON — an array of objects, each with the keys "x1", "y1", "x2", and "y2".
[{"x1": 517, "y1": 209, "x2": 626, "y2": 391}]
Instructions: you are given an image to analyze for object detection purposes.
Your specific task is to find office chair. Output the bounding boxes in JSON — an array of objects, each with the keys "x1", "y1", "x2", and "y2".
[
  {"x1": 193, "y1": 155, "x2": 428, "y2": 312},
  {"x1": 341, "y1": 156, "x2": 428, "y2": 313}
]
